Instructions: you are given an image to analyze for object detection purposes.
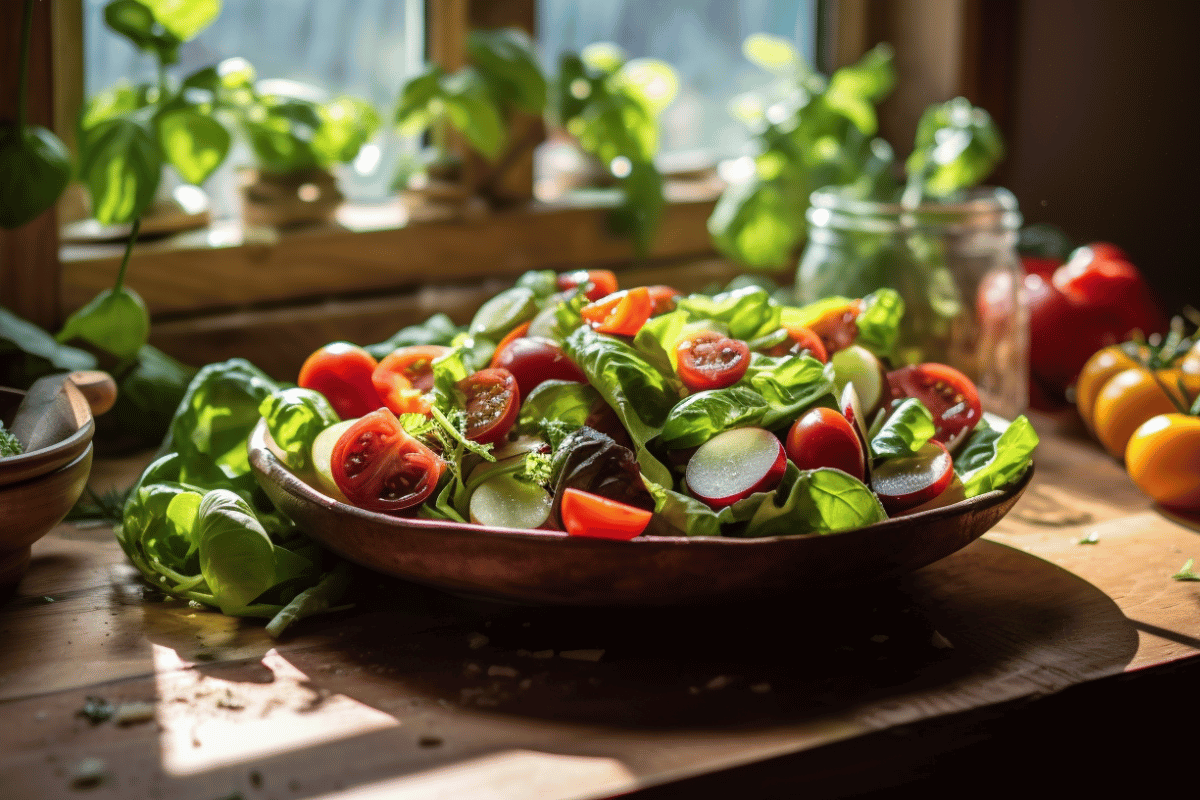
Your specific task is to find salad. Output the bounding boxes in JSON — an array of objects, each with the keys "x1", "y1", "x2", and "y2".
[{"x1": 116, "y1": 269, "x2": 1038, "y2": 634}]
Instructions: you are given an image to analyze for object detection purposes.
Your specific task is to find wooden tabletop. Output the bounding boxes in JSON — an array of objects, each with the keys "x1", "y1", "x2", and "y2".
[{"x1": 2, "y1": 410, "x2": 1198, "y2": 800}]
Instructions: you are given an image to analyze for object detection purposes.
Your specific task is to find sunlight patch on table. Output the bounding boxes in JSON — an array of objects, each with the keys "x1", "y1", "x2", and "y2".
[
  {"x1": 307, "y1": 750, "x2": 637, "y2": 800},
  {"x1": 153, "y1": 645, "x2": 399, "y2": 776}
]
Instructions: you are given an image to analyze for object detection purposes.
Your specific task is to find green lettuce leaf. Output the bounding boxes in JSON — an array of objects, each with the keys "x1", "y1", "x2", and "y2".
[{"x1": 955, "y1": 414, "x2": 1038, "y2": 497}]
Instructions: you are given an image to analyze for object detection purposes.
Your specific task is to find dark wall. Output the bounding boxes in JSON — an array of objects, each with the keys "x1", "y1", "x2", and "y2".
[{"x1": 999, "y1": 0, "x2": 1200, "y2": 312}]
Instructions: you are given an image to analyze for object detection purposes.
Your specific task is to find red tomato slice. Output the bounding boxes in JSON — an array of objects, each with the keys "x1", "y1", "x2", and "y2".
[
  {"x1": 887, "y1": 363, "x2": 983, "y2": 448},
  {"x1": 560, "y1": 488, "x2": 652, "y2": 540},
  {"x1": 647, "y1": 285, "x2": 681, "y2": 315},
  {"x1": 330, "y1": 408, "x2": 444, "y2": 513},
  {"x1": 491, "y1": 335, "x2": 587, "y2": 398},
  {"x1": 298, "y1": 342, "x2": 382, "y2": 420},
  {"x1": 372, "y1": 345, "x2": 451, "y2": 416},
  {"x1": 557, "y1": 269, "x2": 619, "y2": 302},
  {"x1": 766, "y1": 325, "x2": 828, "y2": 362},
  {"x1": 676, "y1": 331, "x2": 750, "y2": 392},
  {"x1": 580, "y1": 287, "x2": 653, "y2": 337},
  {"x1": 458, "y1": 367, "x2": 520, "y2": 445},
  {"x1": 807, "y1": 299, "x2": 864, "y2": 355}
]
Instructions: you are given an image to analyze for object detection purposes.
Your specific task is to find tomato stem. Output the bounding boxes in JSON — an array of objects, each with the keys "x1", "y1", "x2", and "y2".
[{"x1": 1148, "y1": 369, "x2": 1193, "y2": 416}]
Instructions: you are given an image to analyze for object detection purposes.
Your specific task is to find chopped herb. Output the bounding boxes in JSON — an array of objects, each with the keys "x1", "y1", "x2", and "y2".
[
  {"x1": 1172, "y1": 559, "x2": 1200, "y2": 581},
  {"x1": 0, "y1": 420, "x2": 22, "y2": 457},
  {"x1": 1078, "y1": 531, "x2": 1100, "y2": 545},
  {"x1": 517, "y1": 451, "x2": 553, "y2": 487},
  {"x1": 77, "y1": 696, "x2": 115, "y2": 725}
]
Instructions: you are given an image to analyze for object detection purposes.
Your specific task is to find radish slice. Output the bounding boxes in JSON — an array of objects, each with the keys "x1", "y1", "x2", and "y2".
[
  {"x1": 686, "y1": 427, "x2": 786, "y2": 509},
  {"x1": 870, "y1": 440, "x2": 954, "y2": 514},
  {"x1": 840, "y1": 383, "x2": 872, "y2": 483},
  {"x1": 469, "y1": 474, "x2": 553, "y2": 529}
]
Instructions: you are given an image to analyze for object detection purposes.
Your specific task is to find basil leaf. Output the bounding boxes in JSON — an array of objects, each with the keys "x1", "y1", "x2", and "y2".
[
  {"x1": 869, "y1": 397, "x2": 934, "y2": 459},
  {"x1": 0, "y1": 307, "x2": 96, "y2": 388},
  {"x1": 78, "y1": 117, "x2": 163, "y2": 224},
  {"x1": 746, "y1": 464, "x2": 887, "y2": 537},
  {"x1": 366, "y1": 313, "x2": 462, "y2": 359},
  {"x1": 956, "y1": 415, "x2": 1038, "y2": 498},
  {"x1": 56, "y1": 286, "x2": 151, "y2": 362},
  {"x1": 906, "y1": 97, "x2": 1004, "y2": 198},
  {"x1": 138, "y1": 0, "x2": 221, "y2": 42},
  {"x1": 855, "y1": 288, "x2": 905, "y2": 359},
  {"x1": 196, "y1": 489, "x2": 279, "y2": 613},
  {"x1": 259, "y1": 388, "x2": 340, "y2": 471},
  {"x1": 743, "y1": 352, "x2": 836, "y2": 429},
  {"x1": 312, "y1": 96, "x2": 380, "y2": 166},
  {"x1": 438, "y1": 67, "x2": 506, "y2": 160},
  {"x1": 104, "y1": 0, "x2": 181, "y2": 63},
  {"x1": 0, "y1": 124, "x2": 72, "y2": 229},
  {"x1": 676, "y1": 286, "x2": 781, "y2": 342},
  {"x1": 467, "y1": 27, "x2": 547, "y2": 115},
  {"x1": 516, "y1": 380, "x2": 600, "y2": 434},
  {"x1": 659, "y1": 386, "x2": 769, "y2": 449},
  {"x1": 156, "y1": 107, "x2": 231, "y2": 184}
]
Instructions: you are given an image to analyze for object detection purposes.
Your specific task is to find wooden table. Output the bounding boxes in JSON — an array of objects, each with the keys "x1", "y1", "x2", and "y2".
[{"x1": 2, "y1": 411, "x2": 1198, "y2": 799}]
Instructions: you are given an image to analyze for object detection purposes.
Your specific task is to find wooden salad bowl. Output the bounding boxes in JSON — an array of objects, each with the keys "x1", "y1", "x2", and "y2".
[
  {"x1": 249, "y1": 419, "x2": 1033, "y2": 606},
  {"x1": 0, "y1": 377, "x2": 109, "y2": 591}
]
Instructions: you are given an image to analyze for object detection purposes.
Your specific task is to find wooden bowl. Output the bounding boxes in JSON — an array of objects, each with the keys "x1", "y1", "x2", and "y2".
[
  {"x1": 0, "y1": 382, "x2": 99, "y2": 591},
  {"x1": 249, "y1": 420, "x2": 1033, "y2": 606}
]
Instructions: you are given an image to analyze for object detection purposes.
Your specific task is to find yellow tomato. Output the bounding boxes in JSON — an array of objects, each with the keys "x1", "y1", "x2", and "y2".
[
  {"x1": 1075, "y1": 345, "x2": 1146, "y2": 434},
  {"x1": 1125, "y1": 413, "x2": 1200, "y2": 510},
  {"x1": 1091, "y1": 368, "x2": 1200, "y2": 461}
]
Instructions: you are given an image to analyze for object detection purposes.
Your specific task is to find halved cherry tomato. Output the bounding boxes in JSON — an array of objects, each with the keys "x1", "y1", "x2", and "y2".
[
  {"x1": 647, "y1": 285, "x2": 681, "y2": 315},
  {"x1": 458, "y1": 367, "x2": 520, "y2": 445},
  {"x1": 560, "y1": 487, "x2": 652, "y2": 540},
  {"x1": 298, "y1": 342, "x2": 382, "y2": 420},
  {"x1": 675, "y1": 331, "x2": 750, "y2": 392},
  {"x1": 785, "y1": 407, "x2": 865, "y2": 481},
  {"x1": 1125, "y1": 413, "x2": 1200, "y2": 510},
  {"x1": 372, "y1": 345, "x2": 451, "y2": 416},
  {"x1": 491, "y1": 335, "x2": 587, "y2": 398},
  {"x1": 581, "y1": 287, "x2": 652, "y2": 337},
  {"x1": 330, "y1": 408, "x2": 444, "y2": 513},
  {"x1": 806, "y1": 299, "x2": 863, "y2": 355},
  {"x1": 558, "y1": 269, "x2": 619, "y2": 302},
  {"x1": 887, "y1": 363, "x2": 982, "y2": 448},
  {"x1": 489, "y1": 321, "x2": 531, "y2": 368},
  {"x1": 766, "y1": 325, "x2": 828, "y2": 362}
]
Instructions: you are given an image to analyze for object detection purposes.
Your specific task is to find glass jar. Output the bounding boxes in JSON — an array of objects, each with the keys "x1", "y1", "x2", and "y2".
[{"x1": 796, "y1": 187, "x2": 1027, "y2": 419}]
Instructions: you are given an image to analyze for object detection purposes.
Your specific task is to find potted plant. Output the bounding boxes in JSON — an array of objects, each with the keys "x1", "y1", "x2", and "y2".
[
  {"x1": 230, "y1": 76, "x2": 381, "y2": 227},
  {"x1": 393, "y1": 26, "x2": 547, "y2": 214},
  {"x1": 73, "y1": 0, "x2": 234, "y2": 235},
  {"x1": 548, "y1": 43, "x2": 679, "y2": 256}
]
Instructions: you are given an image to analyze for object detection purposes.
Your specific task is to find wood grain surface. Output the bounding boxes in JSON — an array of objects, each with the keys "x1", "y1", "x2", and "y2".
[{"x1": 0, "y1": 411, "x2": 1197, "y2": 800}]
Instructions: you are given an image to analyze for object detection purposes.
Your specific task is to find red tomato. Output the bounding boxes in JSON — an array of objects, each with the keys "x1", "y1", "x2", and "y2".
[
  {"x1": 330, "y1": 408, "x2": 444, "y2": 513},
  {"x1": 581, "y1": 287, "x2": 653, "y2": 336},
  {"x1": 785, "y1": 407, "x2": 866, "y2": 481},
  {"x1": 558, "y1": 269, "x2": 619, "y2": 302},
  {"x1": 489, "y1": 321, "x2": 531, "y2": 368},
  {"x1": 298, "y1": 342, "x2": 382, "y2": 420},
  {"x1": 491, "y1": 336, "x2": 587, "y2": 398},
  {"x1": 1026, "y1": 272, "x2": 1125, "y2": 396},
  {"x1": 675, "y1": 331, "x2": 750, "y2": 392},
  {"x1": 807, "y1": 299, "x2": 863, "y2": 355},
  {"x1": 647, "y1": 285, "x2": 681, "y2": 315},
  {"x1": 372, "y1": 345, "x2": 451, "y2": 416},
  {"x1": 458, "y1": 368, "x2": 520, "y2": 445},
  {"x1": 766, "y1": 325, "x2": 828, "y2": 362},
  {"x1": 1051, "y1": 244, "x2": 1167, "y2": 336},
  {"x1": 887, "y1": 363, "x2": 983, "y2": 448},
  {"x1": 560, "y1": 487, "x2": 652, "y2": 540}
]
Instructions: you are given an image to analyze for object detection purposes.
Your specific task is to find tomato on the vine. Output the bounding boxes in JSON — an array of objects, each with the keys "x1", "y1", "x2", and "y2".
[
  {"x1": 1074, "y1": 345, "x2": 1148, "y2": 435},
  {"x1": 372, "y1": 345, "x2": 450, "y2": 416},
  {"x1": 766, "y1": 324, "x2": 828, "y2": 362},
  {"x1": 330, "y1": 408, "x2": 444, "y2": 513},
  {"x1": 560, "y1": 488, "x2": 652, "y2": 540},
  {"x1": 490, "y1": 335, "x2": 587, "y2": 398},
  {"x1": 458, "y1": 367, "x2": 520, "y2": 445},
  {"x1": 1091, "y1": 367, "x2": 1200, "y2": 461},
  {"x1": 558, "y1": 269, "x2": 618, "y2": 302},
  {"x1": 581, "y1": 287, "x2": 653, "y2": 336},
  {"x1": 887, "y1": 363, "x2": 982, "y2": 448},
  {"x1": 785, "y1": 407, "x2": 865, "y2": 481},
  {"x1": 675, "y1": 331, "x2": 750, "y2": 392},
  {"x1": 298, "y1": 342, "x2": 382, "y2": 420},
  {"x1": 1125, "y1": 414, "x2": 1200, "y2": 510}
]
